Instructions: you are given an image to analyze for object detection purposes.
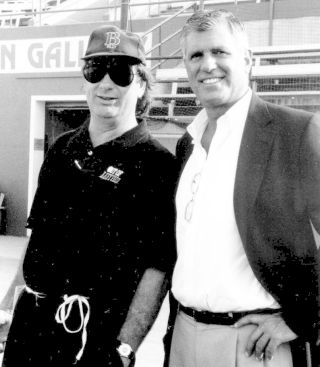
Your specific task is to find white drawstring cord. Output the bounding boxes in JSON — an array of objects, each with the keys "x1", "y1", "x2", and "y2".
[
  {"x1": 26, "y1": 287, "x2": 90, "y2": 363},
  {"x1": 25, "y1": 286, "x2": 46, "y2": 305},
  {"x1": 55, "y1": 294, "x2": 90, "y2": 363}
]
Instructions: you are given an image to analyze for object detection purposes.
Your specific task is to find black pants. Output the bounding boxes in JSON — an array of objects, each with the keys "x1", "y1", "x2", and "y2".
[{"x1": 3, "y1": 289, "x2": 123, "y2": 367}]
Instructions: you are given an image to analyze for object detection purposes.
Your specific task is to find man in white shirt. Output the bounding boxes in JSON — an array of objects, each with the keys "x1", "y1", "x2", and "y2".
[{"x1": 165, "y1": 9, "x2": 320, "y2": 367}]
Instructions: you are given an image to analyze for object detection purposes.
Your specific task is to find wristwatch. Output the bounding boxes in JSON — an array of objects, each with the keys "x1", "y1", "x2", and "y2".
[{"x1": 115, "y1": 340, "x2": 135, "y2": 362}]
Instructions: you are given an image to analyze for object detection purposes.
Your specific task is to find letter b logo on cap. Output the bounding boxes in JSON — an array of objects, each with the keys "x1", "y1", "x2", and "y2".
[{"x1": 104, "y1": 32, "x2": 121, "y2": 49}]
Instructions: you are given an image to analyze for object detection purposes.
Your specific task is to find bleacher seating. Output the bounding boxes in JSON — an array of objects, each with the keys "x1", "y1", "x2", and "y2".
[{"x1": 0, "y1": 0, "x2": 69, "y2": 27}]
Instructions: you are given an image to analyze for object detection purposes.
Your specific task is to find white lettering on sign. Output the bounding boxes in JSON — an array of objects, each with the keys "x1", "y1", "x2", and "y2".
[
  {"x1": 0, "y1": 44, "x2": 15, "y2": 70},
  {"x1": 0, "y1": 36, "x2": 87, "y2": 73},
  {"x1": 0, "y1": 33, "x2": 151, "y2": 74}
]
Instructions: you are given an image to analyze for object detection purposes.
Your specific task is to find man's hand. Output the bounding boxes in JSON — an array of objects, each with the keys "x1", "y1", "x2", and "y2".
[
  {"x1": 234, "y1": 313, "x2": 297, "y2": 361},
  {"x1": 0, "y1": 309, "x2": 12, "y2": 353}
]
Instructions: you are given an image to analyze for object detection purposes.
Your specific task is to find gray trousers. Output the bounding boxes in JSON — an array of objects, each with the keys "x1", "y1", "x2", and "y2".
[{"x1": 169, "y1": 310, "x2": 293, "y2": 367}]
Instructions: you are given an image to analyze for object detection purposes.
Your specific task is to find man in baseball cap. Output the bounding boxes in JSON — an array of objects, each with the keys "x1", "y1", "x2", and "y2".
[
  {"x1": 2, "y1": 24, "x2": 177, "y2": 367},
  {"x1": 81, "y1": 25, "x2": 149, "y2": 119}
]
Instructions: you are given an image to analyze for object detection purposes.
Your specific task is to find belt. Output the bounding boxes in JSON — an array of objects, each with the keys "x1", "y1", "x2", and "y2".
[{"x1": 179, "y1": 304, "x2": 281, "y2": 325}]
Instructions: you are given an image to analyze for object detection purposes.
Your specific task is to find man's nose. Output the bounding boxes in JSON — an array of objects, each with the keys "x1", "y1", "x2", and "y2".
[
  {"x1": 99, "y1": 72, "x2": 113, "y2": 87},
  {"x1": 200, "y1": 54, "x2": 217, "y2": 72}
]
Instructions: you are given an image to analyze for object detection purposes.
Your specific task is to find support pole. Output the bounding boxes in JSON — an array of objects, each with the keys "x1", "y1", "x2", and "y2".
[
  {"x1": 268, "y1": 0, "x2": 275, "y2": 46},
  {"x1": 120, "y1": 0, "x2": 129, "y2": 30}
]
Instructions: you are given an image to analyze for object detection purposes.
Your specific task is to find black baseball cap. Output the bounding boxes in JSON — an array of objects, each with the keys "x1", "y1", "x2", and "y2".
[{"x1": 82, "y1": 25, "x2": 146, "y2": 64}]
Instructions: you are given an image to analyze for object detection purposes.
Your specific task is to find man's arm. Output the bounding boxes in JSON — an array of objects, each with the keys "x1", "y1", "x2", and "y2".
[
  {"x1": 239, "y1": 114, "x2": 320, "y2": 361},
  {"x1": 117, "y1": 268, "x2": 169, "y2": 366}
]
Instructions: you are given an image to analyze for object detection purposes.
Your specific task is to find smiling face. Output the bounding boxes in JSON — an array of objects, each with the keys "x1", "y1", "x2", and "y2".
[
  {"x1": 84, "y1": 61, "x2": 145, "y2": 127},
  {"x1": 183, "y1": 23, "x2": 252, "y2": 117}
]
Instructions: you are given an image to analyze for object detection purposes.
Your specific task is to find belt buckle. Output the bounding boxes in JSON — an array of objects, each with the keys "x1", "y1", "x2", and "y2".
[{"x1": 226, "y1": 312, "x2": 235, "y2": 323}]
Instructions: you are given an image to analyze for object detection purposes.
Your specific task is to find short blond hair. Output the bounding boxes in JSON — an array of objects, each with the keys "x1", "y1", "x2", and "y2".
[{"x1": 180, "y1": 9, "x2": 250, "y2": 57}]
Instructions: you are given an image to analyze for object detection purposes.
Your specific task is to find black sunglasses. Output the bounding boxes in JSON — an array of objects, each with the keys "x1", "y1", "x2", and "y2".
[{"x1": 83, "y1": 56, "x2": 137, "y2": 87}]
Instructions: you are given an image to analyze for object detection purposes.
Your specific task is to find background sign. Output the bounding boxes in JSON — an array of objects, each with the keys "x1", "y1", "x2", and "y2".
[{"x1": 0, "y1": 36, "x2": 88, "y2": 73}]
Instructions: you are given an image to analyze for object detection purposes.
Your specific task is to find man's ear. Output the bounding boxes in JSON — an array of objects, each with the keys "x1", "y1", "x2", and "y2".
[{"x1": 245, "y1": 49, "x2": 253, "y2": 73}]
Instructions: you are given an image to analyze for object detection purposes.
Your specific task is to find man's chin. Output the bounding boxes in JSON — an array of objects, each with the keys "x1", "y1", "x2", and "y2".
[{"x1": 200, "y1": 95, "x2": 226, "y2": 108}]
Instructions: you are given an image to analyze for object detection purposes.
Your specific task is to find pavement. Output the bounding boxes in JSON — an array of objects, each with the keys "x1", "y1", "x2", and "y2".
[{"x1": 0, "y1": 235, "x2": 170, "y2": 367}]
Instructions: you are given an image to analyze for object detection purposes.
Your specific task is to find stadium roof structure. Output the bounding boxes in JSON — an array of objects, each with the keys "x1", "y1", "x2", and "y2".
[{"x1": 40, "y1": 0, "x2": 112, "y2": 25}]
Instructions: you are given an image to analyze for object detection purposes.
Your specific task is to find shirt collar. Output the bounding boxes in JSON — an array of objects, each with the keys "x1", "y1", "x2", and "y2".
[
  {"x1": 65, "y1": 119, "x2": 150, "y2": 156},
  {"x1": 187, "y1": 109, "x2": 208, "y2": 144},
  {"x1": 106, "y1": 119, "x2": 150, "y2": 148},
  {"x1": 187, "y1": 88, "x2": 252, "y2": 144}
]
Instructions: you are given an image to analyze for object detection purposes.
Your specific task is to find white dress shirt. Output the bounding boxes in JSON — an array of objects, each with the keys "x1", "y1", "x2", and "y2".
[{"x1": 172, "y1": 89, "x2": 280, "y2": 312}]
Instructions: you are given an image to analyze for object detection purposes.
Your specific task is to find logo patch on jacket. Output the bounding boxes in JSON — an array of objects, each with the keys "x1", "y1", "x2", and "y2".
[{"x1": 99, "y1": 166, "x2": 124, "y2": 183}]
